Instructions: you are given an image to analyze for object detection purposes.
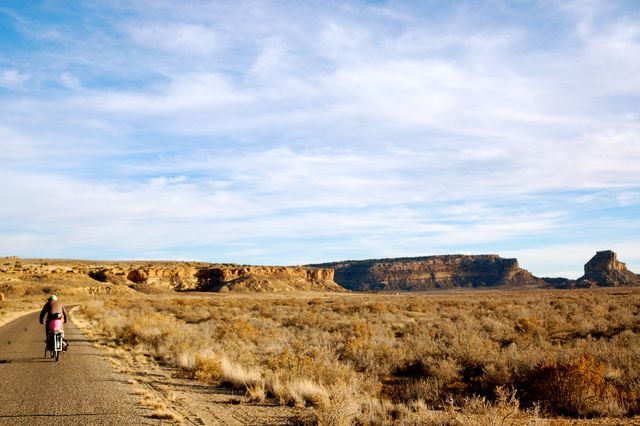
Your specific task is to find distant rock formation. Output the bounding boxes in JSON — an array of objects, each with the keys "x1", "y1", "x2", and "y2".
[
  {"x1": 311, "y1": 255, "x2": 542, "y2": 291},
  {"x1": 124, "y1": 266, "x2": 200, "y2": 290},
  {"x1": 576, "y1": 250, "x2": 640, "y2": 287},
  {"x1": 88, "y1": 263, "x2": 341, "y2": 292},
  {"x1": 88, "y1": 262, "x2": 344, "y2": 292},
  {"x1": 0, "y1": 258, "x2": 343, "y2": 294},
  {"x1": 5, "y1": 251, "x2": 637, "y2": 295},
  {"x1": 539, "y1": 277, "x2": 574, "y2": 288},
  {"x1": 196, "y1": 266, "x2": 341, "y2": 292}
]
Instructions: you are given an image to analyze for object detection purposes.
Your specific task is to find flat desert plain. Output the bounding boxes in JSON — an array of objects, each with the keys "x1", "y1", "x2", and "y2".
[{"x1": 4, "y1": 287, "x2": 639, "y2": 425}]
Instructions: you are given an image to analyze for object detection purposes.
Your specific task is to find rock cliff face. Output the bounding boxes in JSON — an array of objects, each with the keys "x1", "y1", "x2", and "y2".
[
  {"x1": 577, "y1": 250, "x2": 640, "y2": 287},
  {"x1": 7, "y1": 251, "x2": 636, "y2": 295},
  {"x1": 312, "y1": 255, "x2": 541, "y2": 291},
  {"x1": 196, "y1": 266, "x2": 341, "y2": 292},
  {"x1": 0, "y1": 258, "x2": 343, "y2": 294},
  {"x1": 101, "y1": 263, "x2": 340, "y2": 292},
  {"x1": 125, "y1": 265, "x2": 201, "y2": 290},
  {"x1": 82, "y1": 264, "x2": 203, "y2": 289}
]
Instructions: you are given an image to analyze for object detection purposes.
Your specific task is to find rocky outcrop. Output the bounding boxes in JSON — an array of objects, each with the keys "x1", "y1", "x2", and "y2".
[
  {"x1": 124, "y1": 266, "x2": 200, "y2": 290},
  {"x1": 83, "y1": 263, "x2": 340, "y2": 292},
  {"x1": 11, "y1": 251, "x2": 637, "y2": 294},
  {"x1": 115, "y1": 265, "x2": 339, "y2": 292},
  {"x1": 312, "y1": 255, "x2": 542, "y2": 291},
  {"x1": 0, "y1": 258, "x2": 343, "y2": 293},
  {"x1": 196, "y1": 266, "x2": 342, "y2": 292},
  {"x1": 540, "y1": 277, "x2": 574, "y2": 288},
  {"x1": 126, "y1": 269, "x2": 148, "y2": 283},
  {"x1": 88, "y1": 268, "x2": 128, "y2": 285},
  {"x1": 576, "y1": 250, "x2": 640, "y2": 287}
]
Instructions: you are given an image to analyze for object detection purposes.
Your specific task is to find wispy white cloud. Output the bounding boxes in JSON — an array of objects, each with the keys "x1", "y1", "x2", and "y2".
[
  {"x1": 127, "y1": 23, "x2": 218, "y2": 55},
  {"x1": 59, "y1": 72, "x2": 81, "y2": 89},
  {"x1": 0, "y1": 68, "x2": 29, "y2": 88},
  {"x1": 87, "y1": 72, "x2": 252, "y2": 114},
  {"x1": 0, "y1": 0, "x2": 638, "y2": 270}
]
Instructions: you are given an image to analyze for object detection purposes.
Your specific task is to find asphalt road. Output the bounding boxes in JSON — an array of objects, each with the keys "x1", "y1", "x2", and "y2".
[{"x1": 0, "y1": 309, "x2": 162, "y2": 425}]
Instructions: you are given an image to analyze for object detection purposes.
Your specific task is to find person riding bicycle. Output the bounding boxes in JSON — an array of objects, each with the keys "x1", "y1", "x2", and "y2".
[{"x1": 39, "y1": 295, "x2": 68, "y2": 350}]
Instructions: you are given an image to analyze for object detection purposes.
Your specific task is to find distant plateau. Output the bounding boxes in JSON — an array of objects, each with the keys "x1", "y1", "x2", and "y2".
[{"x1": 1, "y1": 250, "x2": 638, "y2": 297}]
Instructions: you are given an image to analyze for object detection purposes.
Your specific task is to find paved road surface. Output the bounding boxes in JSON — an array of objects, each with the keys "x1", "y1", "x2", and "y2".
[{"x1": 0, "y1": 309, "x2": 162, "y2": 425}]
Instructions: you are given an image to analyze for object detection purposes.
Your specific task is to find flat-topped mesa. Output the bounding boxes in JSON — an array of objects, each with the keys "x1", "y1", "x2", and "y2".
[
  {"x1": 577, "y1": 250, "x2": 640, "y2": 287},
  {"x1": 311, "y1": 254, "x2": 541, "y2": 291}
]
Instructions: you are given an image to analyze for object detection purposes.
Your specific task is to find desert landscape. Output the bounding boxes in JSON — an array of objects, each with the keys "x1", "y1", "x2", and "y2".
[
  {"x1": 2, "y1": 251, "x2": 640, "y2": 424},
  {"x1": 2, "y1": 1, "x2": 639, "y2": 424}
]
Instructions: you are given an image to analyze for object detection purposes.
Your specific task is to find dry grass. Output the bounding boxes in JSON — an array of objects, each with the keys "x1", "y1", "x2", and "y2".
[
  {"x1": 78, "y1": 288, "x2": 640, "y2": 423},
  {"x1": 150, "y1": 406, "x2": 181, "y2": 422},
  {"x1": 246, "y1": 382, "x2": 267, "y2": 403},
  {"x1": 136, "y1": 387, "x2": 182, "y2": 423},
  {"x1": 220, "y1": 355, "x2": 262, "y2": 388},
  {"x1": 284, "y1": 378, "x2": 329, "y2": 407},
  {"x1": 0, "y1": 296, "x2": 42, "y2": 328}
]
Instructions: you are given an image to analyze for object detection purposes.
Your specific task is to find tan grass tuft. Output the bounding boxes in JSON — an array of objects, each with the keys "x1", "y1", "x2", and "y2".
[
  {"x1": 150, "y1": 406, "x2": 182, "y2": 422},
  {"x1": 220, "y1": 356, "x2": 261, "y2": 389},
  {"x1": 246, "y1": 382, "x2": 267, "y2": 403},
  {"x1": 284, "y1": 378, "x2": 329, "y2": 407},
  {"x1": 176, "y1": 350, "x2": 196, "y2": 371}
]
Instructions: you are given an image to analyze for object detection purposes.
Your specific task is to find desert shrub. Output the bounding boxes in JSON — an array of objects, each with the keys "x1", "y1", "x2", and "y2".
[
  {"x1": 193, "y1": 351, "x2": 222, "y2": 383},
  {"x1": 115, "y1": 310, "x2": 178, "y2": 347},
  {"x1": 313, "y1": 379, "x2": 362, "y2": 425},
  {"x1": 514, "y1": 316, "x2": 547, "y2": 340},
  {"x1": 0, "y1": 285, "x2": 14, "y2": 297},
  {"x1": 519, "y1": 353, "x2": 624, "y2": 417},
  {"x1": 459, "y1": 386, "x2": 543, "y2": 426},
  {"x1": 78, "y1": 288, "x2": 640, "y2": 423}
]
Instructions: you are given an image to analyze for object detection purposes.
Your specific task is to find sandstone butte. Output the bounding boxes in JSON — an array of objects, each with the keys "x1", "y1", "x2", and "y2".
[
  {"x1": 576, "y1": 250, "x2": 640, "y2": 287},
  {"x1": 311, "y1": 254, "x2": 543, "y2": 291},
  {"x1": 0, "y1": 250, "x2": 638, "y2": 295}
]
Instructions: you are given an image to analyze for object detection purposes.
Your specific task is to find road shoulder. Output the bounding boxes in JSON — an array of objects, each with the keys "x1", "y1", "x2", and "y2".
[{"x1": 71, "y1": 306, "x2": 305, "y2": 425}]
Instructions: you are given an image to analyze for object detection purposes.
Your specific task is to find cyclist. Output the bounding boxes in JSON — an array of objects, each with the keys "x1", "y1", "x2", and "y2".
[{"x1": 39, "y1": 295, "x2": 68, "y2": 350}]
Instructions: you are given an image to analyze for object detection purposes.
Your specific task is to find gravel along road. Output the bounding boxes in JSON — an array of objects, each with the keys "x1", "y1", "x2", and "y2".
[{"x1": 0, "y1": 309, "x2": 163, "y2": 425}]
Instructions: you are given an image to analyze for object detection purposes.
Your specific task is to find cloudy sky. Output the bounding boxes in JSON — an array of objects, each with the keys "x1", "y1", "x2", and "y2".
[{"x1": 1, "y1": 0, "x2": 639, "y2": 277}]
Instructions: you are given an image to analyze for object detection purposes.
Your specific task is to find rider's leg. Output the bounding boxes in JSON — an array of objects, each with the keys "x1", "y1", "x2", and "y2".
[{"x1": 61, "y1": 330, "x2": 68, "y2": 351}]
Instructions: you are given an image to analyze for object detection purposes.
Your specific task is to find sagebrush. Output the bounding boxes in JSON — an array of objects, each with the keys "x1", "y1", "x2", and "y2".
[{"x1": 80, "y1": 288, "x2": 640, "y2": 423}]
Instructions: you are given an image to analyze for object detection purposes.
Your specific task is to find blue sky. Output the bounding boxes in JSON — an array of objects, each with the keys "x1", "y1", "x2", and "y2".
[{"x1": 1, "y1": 0, "x2": 639, "y2": 278}]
